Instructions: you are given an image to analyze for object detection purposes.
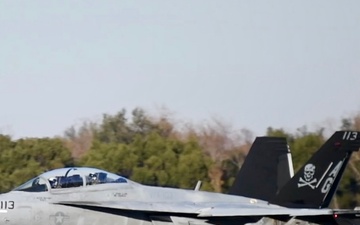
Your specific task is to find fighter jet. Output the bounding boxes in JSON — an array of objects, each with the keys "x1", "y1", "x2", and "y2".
[{"x1": 0, "y1": 131, "x2": 359, "y2": 225}]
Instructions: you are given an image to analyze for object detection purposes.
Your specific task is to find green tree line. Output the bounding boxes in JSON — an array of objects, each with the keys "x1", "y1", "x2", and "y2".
[{"x1": 1, "y1": 108, "x2": 360, "y2": 208}]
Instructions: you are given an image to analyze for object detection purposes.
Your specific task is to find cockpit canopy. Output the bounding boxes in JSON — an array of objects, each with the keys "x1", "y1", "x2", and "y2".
[{"x1": 13, "y1": 167, "x2": 129, "y2": 192}]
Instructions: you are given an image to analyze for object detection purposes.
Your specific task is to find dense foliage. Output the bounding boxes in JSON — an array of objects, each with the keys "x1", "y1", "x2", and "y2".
[{"x1": 1, "y1": 108, "x2": 360, "y2": 208}]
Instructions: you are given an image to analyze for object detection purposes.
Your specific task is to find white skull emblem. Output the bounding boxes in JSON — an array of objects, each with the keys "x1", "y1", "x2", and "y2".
[{"x1": 304, "y1": 164, "x2": 316, "y2": 181}]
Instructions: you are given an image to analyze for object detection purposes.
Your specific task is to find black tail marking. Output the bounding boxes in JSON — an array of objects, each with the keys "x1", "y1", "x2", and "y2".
[{"x1": 271, "y1": 131, "x2": 360, "y2": 208}]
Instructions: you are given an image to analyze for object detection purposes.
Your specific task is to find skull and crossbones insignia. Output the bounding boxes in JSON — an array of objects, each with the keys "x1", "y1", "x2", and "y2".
[{"x1": 298, "y1": 163, "x2": 317, "y2": 189}]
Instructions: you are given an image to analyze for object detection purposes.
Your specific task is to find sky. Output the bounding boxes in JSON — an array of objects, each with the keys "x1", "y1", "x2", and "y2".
[{"x1": 0, "y1": 1, "x2": 360, "y2": 138}]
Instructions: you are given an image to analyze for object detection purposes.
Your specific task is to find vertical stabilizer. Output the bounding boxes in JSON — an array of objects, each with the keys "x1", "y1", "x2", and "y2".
[
  {"x1": 228, "y1": 137, "x2": 292, "y2": 201},
  {"x1": 271, "y1": 131, "x2": 360, "y2": 208}
]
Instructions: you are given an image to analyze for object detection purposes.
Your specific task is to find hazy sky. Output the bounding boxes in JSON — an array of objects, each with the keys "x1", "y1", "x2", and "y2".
[{"x1": 1, "y1": 1, "x2": 360, "y2": 138}]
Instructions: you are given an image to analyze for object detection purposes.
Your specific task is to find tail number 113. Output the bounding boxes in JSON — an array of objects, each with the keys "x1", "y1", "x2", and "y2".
[{"x1": 343, "y1": 132, "x2": 358, "y2": 141}]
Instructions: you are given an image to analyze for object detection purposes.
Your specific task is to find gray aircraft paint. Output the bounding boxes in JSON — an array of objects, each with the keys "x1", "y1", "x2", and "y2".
[{"x1": 0, "y1": 167, "x2": 332, "y2": 225}]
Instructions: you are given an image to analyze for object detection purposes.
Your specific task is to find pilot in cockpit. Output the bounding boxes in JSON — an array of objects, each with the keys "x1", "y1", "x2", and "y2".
[
  {"x1": 88, "y1": 172, "x2": 107, "y2": 185},
  {"x1": 48, "y1": 177, "x2": 58, "y2": 189},
  {"x1": 88, "y1": 173, "x2": 98, "y2": 185}
]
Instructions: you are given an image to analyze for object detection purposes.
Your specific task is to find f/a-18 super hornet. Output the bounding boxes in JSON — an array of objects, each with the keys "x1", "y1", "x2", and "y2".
[{"x1": 0, "y1": 131, "x2": 359, "y2": 225}]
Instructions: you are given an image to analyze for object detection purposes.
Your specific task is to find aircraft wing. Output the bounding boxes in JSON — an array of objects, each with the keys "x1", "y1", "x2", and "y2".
[
  {"x1": 54, "y1": 200, "x2": 203, "y2": 214},
  {"x1": 54, "y1": 200, "x2": 334, "y2": 217}
]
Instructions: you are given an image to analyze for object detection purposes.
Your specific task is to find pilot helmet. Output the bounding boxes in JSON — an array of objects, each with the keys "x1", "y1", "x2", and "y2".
[
  {"x1": 89, "y1": 173, "x2": 97, "y2": 181},
  {"x1": 48, "y1": 177, "x2": 58, "y2": 188}
]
